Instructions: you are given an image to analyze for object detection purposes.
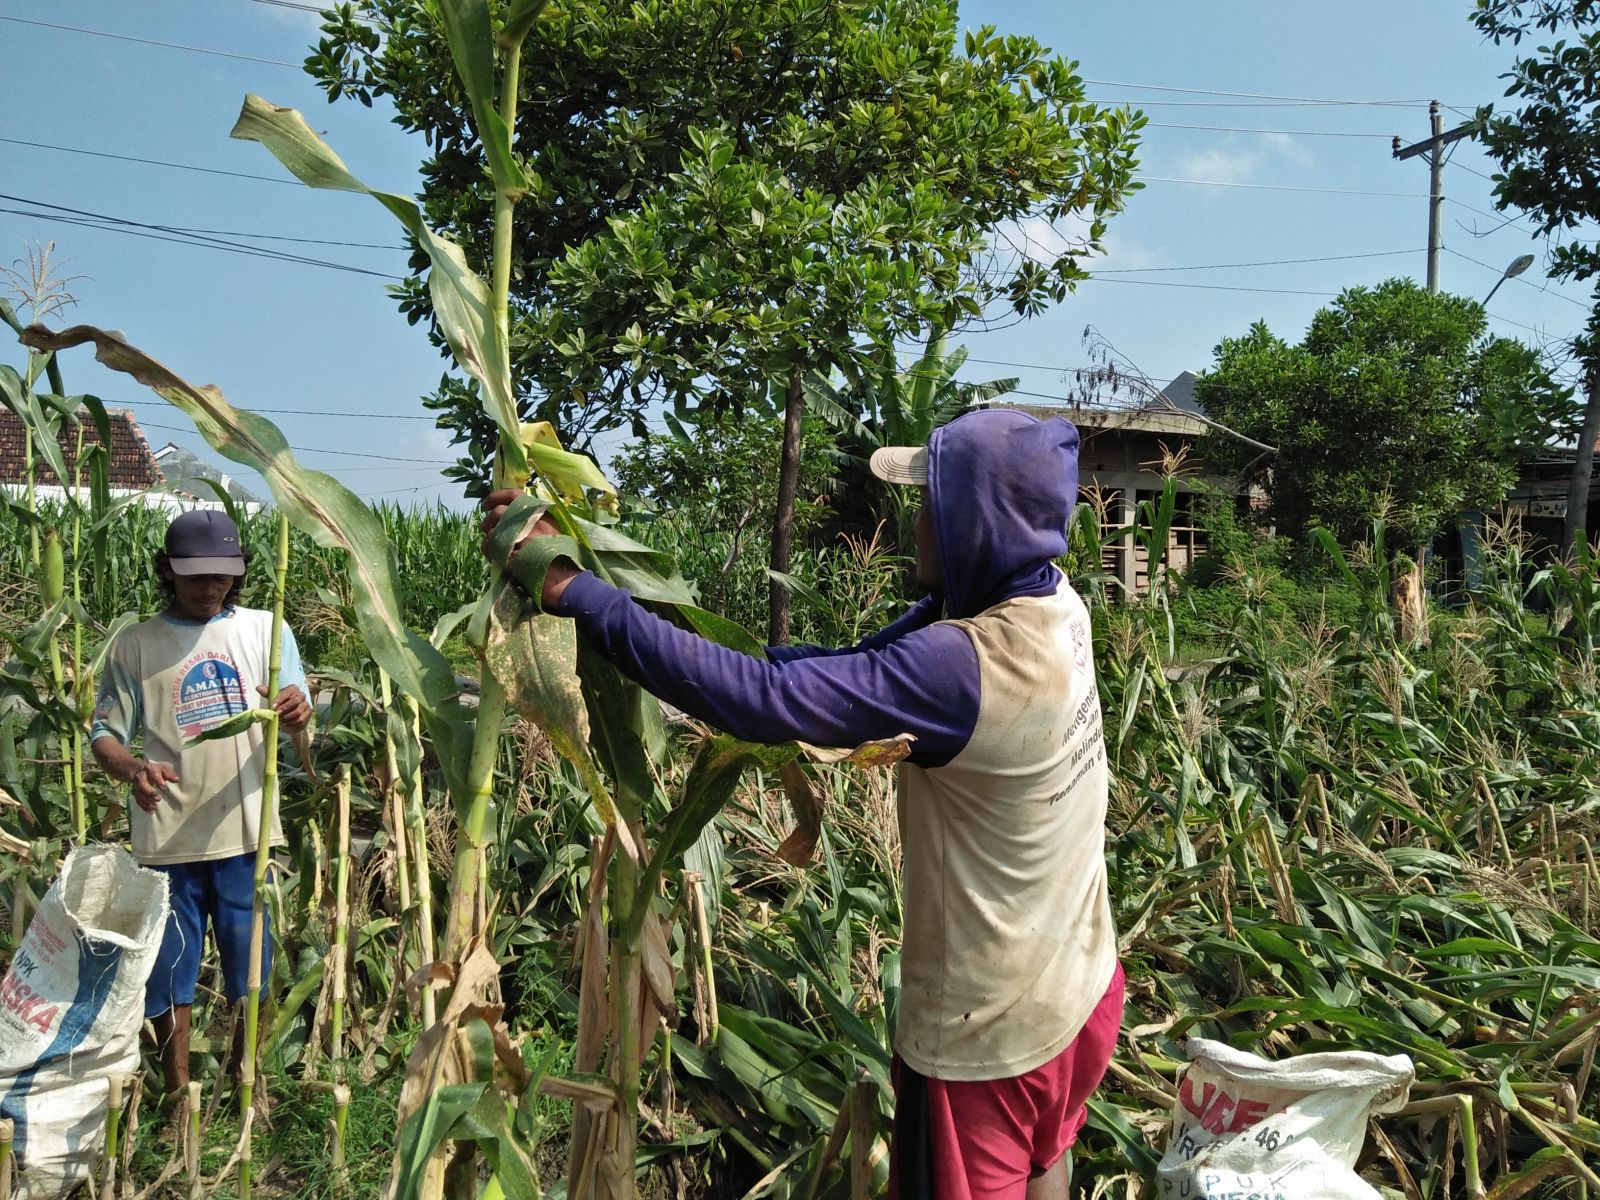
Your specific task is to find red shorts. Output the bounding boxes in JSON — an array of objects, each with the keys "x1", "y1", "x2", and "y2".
[{"x1": 889, "y1": 962, "x2": 1124, "y2": 1200}]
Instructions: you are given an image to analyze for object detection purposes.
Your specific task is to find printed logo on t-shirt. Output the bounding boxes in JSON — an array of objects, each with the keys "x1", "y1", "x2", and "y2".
[
  {"x1": 173, "y1": 652, "x2": 250, "y2": 738},
  {"x1": 1070, "y1": 613, "x2": 1090, "y2": 671}
]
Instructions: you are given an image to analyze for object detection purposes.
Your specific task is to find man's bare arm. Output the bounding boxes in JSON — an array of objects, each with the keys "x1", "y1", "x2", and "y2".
[{"x1": 92, "y1": 735, "x2": 179, "y2": 814}]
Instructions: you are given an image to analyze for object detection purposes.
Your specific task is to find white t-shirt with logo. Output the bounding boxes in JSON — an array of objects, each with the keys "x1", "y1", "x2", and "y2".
[{"x1": 91, "y1": 606, "x2": 308, "y2": 865}]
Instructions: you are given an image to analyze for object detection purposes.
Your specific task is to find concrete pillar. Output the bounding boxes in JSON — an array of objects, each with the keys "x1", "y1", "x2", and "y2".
[{"x1": 1116, "y1": 487, "x2": 1137, "y2": 598}]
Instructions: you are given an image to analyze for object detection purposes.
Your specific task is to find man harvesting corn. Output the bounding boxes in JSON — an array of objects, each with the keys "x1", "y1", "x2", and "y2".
[
  {"x1": 89, "y1": 509, "x2": 311, "y2": 1132},
  {"x1": 484, "y1": 408, "x2": 1118, "y2": 1200}
]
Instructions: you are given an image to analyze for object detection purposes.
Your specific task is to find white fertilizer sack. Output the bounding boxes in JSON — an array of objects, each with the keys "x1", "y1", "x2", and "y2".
[
  {"x1": 0, "y1": 845, "x2": 169, "y2": 1199},
  {"x1": 1158, "y1": 1038, "x2": 1415, "y2": 1200}
]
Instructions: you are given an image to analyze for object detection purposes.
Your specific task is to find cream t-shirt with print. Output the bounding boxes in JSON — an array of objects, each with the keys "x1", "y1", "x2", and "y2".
[{"x1": 92, "y1": 606, "x2": 307, "y2": 865}]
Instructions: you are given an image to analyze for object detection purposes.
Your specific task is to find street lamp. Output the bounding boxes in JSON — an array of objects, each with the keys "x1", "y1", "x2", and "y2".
[{"x1": 1482, "y1": 253, "x2": 1536, "y2": 305}]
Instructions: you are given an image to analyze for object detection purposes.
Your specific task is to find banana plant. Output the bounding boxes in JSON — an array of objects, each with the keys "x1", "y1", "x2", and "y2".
[{"x1": 803, "y1": 329, "x2": 1018, "y2": 551}]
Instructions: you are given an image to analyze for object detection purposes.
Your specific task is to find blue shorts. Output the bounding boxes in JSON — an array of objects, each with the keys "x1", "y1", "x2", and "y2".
[{"x1": 144, "y1": 852, "x2": 272, "y2": 1019}]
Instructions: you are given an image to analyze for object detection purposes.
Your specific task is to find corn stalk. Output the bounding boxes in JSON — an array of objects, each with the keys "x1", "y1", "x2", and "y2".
[
  {"x1": 404, "y1": 696, "x2": 437, "y2": 1030},
  {"x1": 238, "y1": 511, "x2": 289, "y2": 1200},
  {"x1": 19, "y1": 7, "x2": 835, "y2": 1194},
  {"x1": 331, "y1": 765, "x2": 351, "y2": 1074}
]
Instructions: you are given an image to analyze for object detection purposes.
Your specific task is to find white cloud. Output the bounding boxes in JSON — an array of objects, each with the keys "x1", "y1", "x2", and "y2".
[
  {"x1": 1172, "y1": 146, "x2": 1262, "y2": 185},
  {"x1": 1262, "y1": 132, "x2": 1314, "y2": 167},
  {"x1": 251, "y1": 3, "x2": 324, "y2": 30},
  {"x1": 1170, "y1": 133, "x2": 1314, "y2": 186},
  {"x1": 1006, "y1": 215, "x2": 1159, "y2": 274}
]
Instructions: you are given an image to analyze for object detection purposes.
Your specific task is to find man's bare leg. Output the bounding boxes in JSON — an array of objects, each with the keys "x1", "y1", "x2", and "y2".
[
  {"x1": 1027, "y1": 1153, "x2": 1070, "y2": 1200},
  {"x1": 151, "y1": 1005, "x2": 192, "y2": 1143},
  {"x1": 152, "y1": 1005, "x2": 192, "y2": 1099}
]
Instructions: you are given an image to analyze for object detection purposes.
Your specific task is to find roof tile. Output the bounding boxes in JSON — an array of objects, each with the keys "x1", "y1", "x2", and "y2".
[{"x1": 0, "y1": 408, "x2": 165, "y2": 489}]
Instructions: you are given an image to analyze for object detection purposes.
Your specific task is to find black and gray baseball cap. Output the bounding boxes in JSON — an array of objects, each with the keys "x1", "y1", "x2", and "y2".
[{"x1": 164, "y1": 510, "x2": 246, "y2": 576}]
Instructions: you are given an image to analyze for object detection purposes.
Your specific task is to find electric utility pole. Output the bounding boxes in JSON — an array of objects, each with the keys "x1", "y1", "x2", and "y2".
[{"x1": 1392, "y1": 101, "x2": 1471, "y2": 294}]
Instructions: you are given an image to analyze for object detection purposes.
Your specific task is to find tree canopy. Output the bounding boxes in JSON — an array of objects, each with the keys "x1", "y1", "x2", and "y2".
[
  {"x1": 1473, "y1": 0, "x2": 1600, "y2": 298},
  {"x1": 1194, "y1": 278, "x2": 1574, "y2": 546},
  {"x1": 1472, "y1": 0, "x2": 1600, "y2": 548},
  {"x1": 312, "y1": 0, "x2": 1144, "y2": 458}
]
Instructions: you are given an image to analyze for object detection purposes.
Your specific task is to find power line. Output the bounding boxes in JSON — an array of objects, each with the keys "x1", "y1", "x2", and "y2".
[
  {"x1": 1450, "y1": 160, "x2": 1500, "y2": 184},
  {"x1": 0, "y1": 207, "x2": 401, "y2": 280},
  {"x1": 137, "y1": 420, "x2": 451, "y2": 464},
  {"x1": 0, "y1": 15, "x2": 301, "y2": 68},
  {"x1": 1145, "y1": 176, "x2": 1426, "y2": 198},
  {"x1": 247, "y1": 0, "x2": 329, "y2": 12},
  {"x1": 122, "y1": 398, "x2": 437, "y2": 422},
  {"x1": 0, "y1": 137, "x2": 303, "y2": 188},
  {"x1": 1094, "y1": 97, "x2": 1433, "y2": 110},
  {"x1": 1443, "y1": 195, "x2": 1540, "y2": 232},
  {"x1": 156, "y1": 222, "x2": 404, "y2": 252},
  {"x1": 0, "y1": 196, "x2": 404, "y2": 280},
  {"x1": 1145, "y1": 121, "x2": 1395, "y2": 139},
  {"x1": 359, "y1": 486, "x2": 434, "y2": 498},
  {"x1": 1095, "y1": 248, "x2": 1422, "y2": 275},
  {"x1": 1080, "y1": 79, "x2": 1434, "y2": 107},
  {"x1": 1083, "y1": 277, "x2": 1335, "y2": 296}
]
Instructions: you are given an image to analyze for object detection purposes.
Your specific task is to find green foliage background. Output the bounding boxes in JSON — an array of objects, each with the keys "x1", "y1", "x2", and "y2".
[{"x1": 1195, "y1": 278, "x2": 1575, "y2": 547}]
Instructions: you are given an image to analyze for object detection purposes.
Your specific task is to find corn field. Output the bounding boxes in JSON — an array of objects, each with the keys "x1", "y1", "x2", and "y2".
[{"x1": 4, "y1": 463, "x2": 1600, "y2": 1196}]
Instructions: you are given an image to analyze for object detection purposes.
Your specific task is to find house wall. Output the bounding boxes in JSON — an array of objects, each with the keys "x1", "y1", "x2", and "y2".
[
  {"x1": 0, "y1": 485, "x2": 264, "y2": 517},
  {"x1": 1076, "y1": 426, "x2": 1228, "y2": 597}
]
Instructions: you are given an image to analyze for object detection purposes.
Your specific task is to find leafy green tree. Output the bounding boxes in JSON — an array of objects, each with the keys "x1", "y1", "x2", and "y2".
[
  {"x1": 311, "y1": 0, "x2": 1143, "y2": 639},
  {"x1": 1195, "y1": 278, "x2": 1574, "y2": 547},
  {"x1": 1472, "y1": 0, "x2": 1600, "y2": 551},
  {"x1": 611, "y1": 412, "x2": 836, "y2": 628}
]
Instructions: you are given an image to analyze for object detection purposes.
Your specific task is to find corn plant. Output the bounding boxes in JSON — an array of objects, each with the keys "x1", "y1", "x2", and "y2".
[
  {"x1": 18, "y1": 6, "x2": 898, "y2": 1195},
  {"x1": 0, "y1": 310, "x2": 139, "y2": 854}
]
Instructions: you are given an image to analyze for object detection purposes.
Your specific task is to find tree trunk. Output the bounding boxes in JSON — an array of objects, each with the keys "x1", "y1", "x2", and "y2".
[
  {"x1": 1562, "y1": 369, "x2": 1600, "y2": 556},
  {"x1": 768, "y1": 367, "x2": 805, "y2": 646}
]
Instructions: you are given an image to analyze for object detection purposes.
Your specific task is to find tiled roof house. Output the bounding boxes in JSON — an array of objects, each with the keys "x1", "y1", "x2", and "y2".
[{"x1": 0, "y1": 407, "x2": 165, "y2": 490}]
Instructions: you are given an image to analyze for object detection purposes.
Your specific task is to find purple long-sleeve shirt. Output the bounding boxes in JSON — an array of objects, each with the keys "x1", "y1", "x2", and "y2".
[
  {"x1": 554, "y1": 409, "x2": 1082, "y2": 771},
  {"x1": 556, "y1": 579, "x2": 981, "y2": 768}
]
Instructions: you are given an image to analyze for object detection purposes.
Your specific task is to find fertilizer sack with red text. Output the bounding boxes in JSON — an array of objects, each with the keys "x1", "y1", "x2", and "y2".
[
  {"x1": 0, "y1": 845, "x2": 170, "y2": 1199},
  {"x1": 1158, "y1": 1038, "x2": 1415, "y2": 1200}
]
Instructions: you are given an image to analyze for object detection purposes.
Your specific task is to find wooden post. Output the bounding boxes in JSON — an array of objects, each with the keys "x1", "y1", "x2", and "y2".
[{"x1": 850, "y1": 1070, "x2": 875, "y2": 1200}]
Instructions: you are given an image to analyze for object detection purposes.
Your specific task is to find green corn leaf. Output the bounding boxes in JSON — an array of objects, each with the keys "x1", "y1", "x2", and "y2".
[
  {"x1": 527, "y1": 439, "x2": 615, "y2": 502},
  {"x1": 0, "y1": 373, "x2": 72, "y2": 495},
  {"x1": 678, "y1": 606, "x2": 767, "y2": 658},
  {"x1": 454, "y1": 1089, "x2": 542, "y2": 1200},
  {"x1": 482, "y1": 574, "x2": 635, "y2": 856},
  {"x1": 436, "y1": 0, "x2": 528, "y2": 198},
  {"x1": 486, "y1": 496, "x2": 576, "y2": 611},
  {"x1": 499, "y1": 0, "x2": 550, "y2": 47},
  {"x1": 18, "y1": 322, "x2": 476, "y2": 800},
  {"x1": 393, "y1": 1083, "x2": 490, "y2": 1200},
  {"x1": 655, "y1": 736, "x2": 801, "y2": 874},
  {"x1": 185, "y1": 708, "x2": 275, "y2": 746},
  {"x1": 577, "y1": 641, "x2": 657, "y2": 823},
  {"x1": 228, "y1": 95, "x2": 526, "y2": 479}
]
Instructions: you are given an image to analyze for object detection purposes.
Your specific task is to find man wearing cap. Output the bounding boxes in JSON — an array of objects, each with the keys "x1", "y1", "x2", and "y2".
[
  {"x1": 90, "y1": 509, "x2": 312, "y2": 1128},
  {"x1": 481, "y1": 409, "x2": 1120, "y2": 1200}
]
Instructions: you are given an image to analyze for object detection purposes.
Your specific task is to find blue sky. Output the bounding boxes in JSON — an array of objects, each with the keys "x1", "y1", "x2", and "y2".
[{"x1": 3, "y1": 1, "x2": 1591, "y2": 510}]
